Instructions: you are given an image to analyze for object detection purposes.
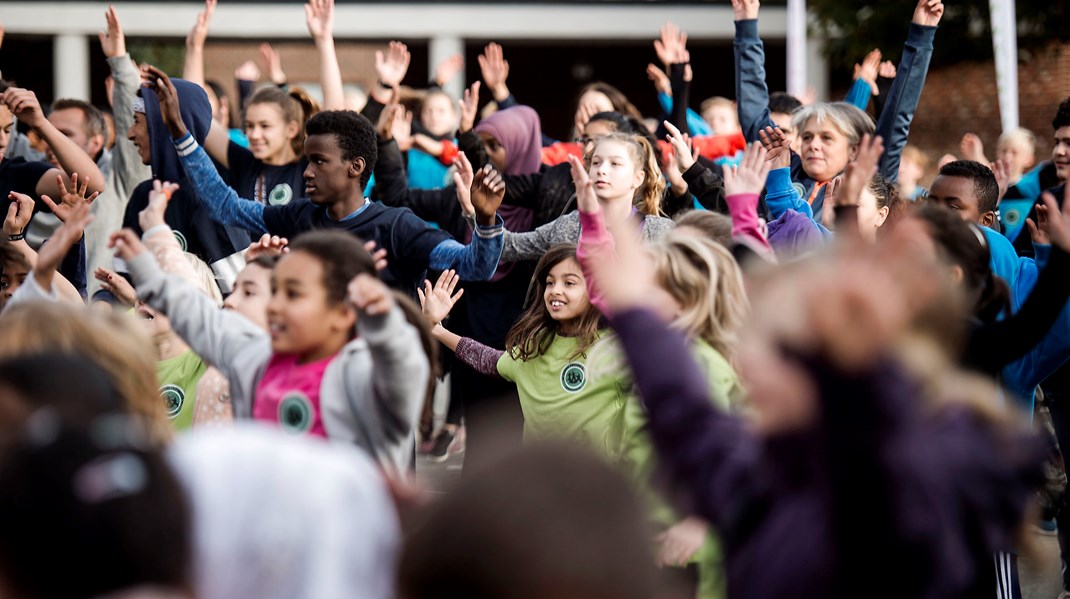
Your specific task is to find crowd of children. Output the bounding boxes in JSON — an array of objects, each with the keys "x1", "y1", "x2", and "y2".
[{"x1": 3, "y1": 0, "x2": 1070, "y2": 596}]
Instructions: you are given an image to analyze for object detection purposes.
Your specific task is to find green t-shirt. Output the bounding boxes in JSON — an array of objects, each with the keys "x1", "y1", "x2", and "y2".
[
  {"x1": 156, "y1": 350, "x2": 208, "y2": 431},
  {"x1": 496, "y1": 333, "x2": 629, "y2": 458}
]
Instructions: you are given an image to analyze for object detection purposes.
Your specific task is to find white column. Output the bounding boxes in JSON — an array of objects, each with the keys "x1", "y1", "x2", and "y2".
[
  {"x1": 990, "y1": 0, "x2": 1019, "y2": 131},
  {"x1": 786, "y1": 0, "x2": 807, "y2": 97},
  {"x1": 429, "y1": 35, "x2": 465, "y2": 100},
  {"x1": 53, "y1": 33, "x2": 91, "y2": 101},
  {"x1": 806, "y1": 32, "x2": 828, "y2": 102}
]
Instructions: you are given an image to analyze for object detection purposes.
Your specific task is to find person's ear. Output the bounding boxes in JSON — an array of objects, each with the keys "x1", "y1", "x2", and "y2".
[
  {"x1": 980, "y1": 211, "x2": 996, "y2": 228},
  {"x1": 285, "y1": 120, "x2": 301, "y2": 140},
  {"x1": 950, "y1": 264, "x2": 965, "y2": 284},
  {"x1": 632, "y1": 165, "x2": 645, "y2": 190},
  {"x1": 87, "y1": 134, "x2": 105, "y2": 158},
  {"x1": 848, "y1": 144, "x2": 861, "y2": 161},
  {"x1": 875, "y1": 205, "x2": 890, "y2": 228},
  {"x1": 349, "y1": 156, "x2": 366, "y2": 180},
  {"x1": 328, "y1": 301, "x2": 357, "y2": 334}
]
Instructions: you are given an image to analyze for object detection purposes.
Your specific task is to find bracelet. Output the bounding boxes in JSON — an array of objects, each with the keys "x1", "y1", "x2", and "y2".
[{"x1": 7, "y1": 232, "x2": 24, "y2": 242}]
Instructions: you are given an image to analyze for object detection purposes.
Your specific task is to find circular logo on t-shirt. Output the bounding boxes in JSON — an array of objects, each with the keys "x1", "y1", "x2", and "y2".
[
  {"x1": 792, "y1": 182, "x2": 807, "y2": 200},
  {"x1": 268, "y1": 183, "x2": 294, "y2": 206},
  {"x1": 278, "y1": 391, "x2": 313, "y2": 433},
  {"x1": 560, "y1": 362, "x2": 587, "y2": 393},
  {"x1": 172, "y1": 230, "x2": 188, "y2": 252},
  {"x1": 1003, "y1": 208, "x2": 1021, "y2": 227},
  {"x1": 160, "y1": 384, "x2": 185, "y2": 419}
]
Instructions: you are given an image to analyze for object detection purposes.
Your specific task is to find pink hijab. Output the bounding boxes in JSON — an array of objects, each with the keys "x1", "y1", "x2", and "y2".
[{"x1": 474, "y1": 106, "x2": 542, "y2": 175}]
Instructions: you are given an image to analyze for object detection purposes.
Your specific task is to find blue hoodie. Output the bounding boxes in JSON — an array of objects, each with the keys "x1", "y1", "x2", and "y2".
[{"x1": 122, "y1": 78, "x2": 249, "y2": 291}]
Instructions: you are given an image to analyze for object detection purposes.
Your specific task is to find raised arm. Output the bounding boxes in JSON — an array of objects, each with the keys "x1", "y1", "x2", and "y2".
[
  {"x1": 1, "y1": 88, "x2": 106, "y2": 199},
  {"x1": 722, "y1": 141, "x2": 774, "y2": 253},
  {"x1": 138, "y1": 180, "x2": 215, "y2": 286},
  {"x1": 373, "y1": 104, "x2": 463, "y2": 221},
  {"x1": 874, "y1": 0, "x2": 943, "y2": 182},
  {"x1": 2, "y1": 193, "x2": 82, "y2": 305},
  {"x1": 116, "y1": 228, "x2": 268, "y2": 372},
  {"x1": 426, "y1": 166, "x2": 505, "y2": 280},
  {"x1": 101, "y1": 5, "x2": 152, "y2": 196},
  {"x1": 732, "y1": 0, "x2": 774, "y2": 143},
  {"x1": 181, "y1": 0, "x2": 215, "y2": 88},
  {"x1": 305, "y1": 0, "x2": 344, "y2": 110},
  {"x1": 145, "y1": 67, "x2": 269, "y2": 234}
]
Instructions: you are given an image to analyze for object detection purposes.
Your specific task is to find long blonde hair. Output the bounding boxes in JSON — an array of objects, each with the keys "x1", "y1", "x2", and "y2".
[
  {"x1": 650, "y1": 233, "x2": 749, "y2": 361},
  {"x1": 0, "y1": 303, "x2": 171, "y2": 444},
  {"x1": 585, "y1": 132, "x2": 665, "y2": 217}
]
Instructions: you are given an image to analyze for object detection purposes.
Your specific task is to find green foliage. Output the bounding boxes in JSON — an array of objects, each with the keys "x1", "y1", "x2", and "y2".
[
  {"x1": 126, "y1": 39, "x2": 185, "y2": 75},
  {"x1": 808, "y1": 0, "x2": 1067, "y2": 71}
]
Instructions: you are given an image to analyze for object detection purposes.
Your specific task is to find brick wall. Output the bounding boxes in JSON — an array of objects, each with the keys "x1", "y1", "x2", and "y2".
[{"x1": 902, "y1": 42, "x2": 1070, "y2": 182}]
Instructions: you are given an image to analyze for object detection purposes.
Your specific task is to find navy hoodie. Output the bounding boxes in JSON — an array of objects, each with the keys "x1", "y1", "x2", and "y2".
[{"x1": 122, "y1": 78, "x2": 249, "y2": 291}]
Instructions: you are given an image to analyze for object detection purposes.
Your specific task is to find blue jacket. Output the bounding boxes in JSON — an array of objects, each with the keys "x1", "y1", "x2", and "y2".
[{"x1": 734, "y1": 19, "x2": 936, "y2": 216}]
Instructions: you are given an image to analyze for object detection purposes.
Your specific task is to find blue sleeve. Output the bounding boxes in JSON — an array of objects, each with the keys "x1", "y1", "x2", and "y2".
[
  {"x1": 765, "y1": 167, "x2": 813, "y2": 220},
  {"x1": 875, "y1": 23, "x2": 937, "y2": 184},
  {"x1": 844, "y1": 78, "x2": 873, "y2": 111},
  {"x1": 173, "y1": 133, "x2": 268, "y2": 235},
  {"x1": 734, "y1": 19, "x2": 775, "y2": 143},
  {"x1": 428, "y1": 216, "x2": 504, "y2": 281},
  {"x1": 659, "y1": 92, "x2": 715, "y2": 136}
]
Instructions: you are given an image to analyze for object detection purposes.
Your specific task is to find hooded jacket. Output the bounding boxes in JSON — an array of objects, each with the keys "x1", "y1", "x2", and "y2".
[{"x1": 122, "y1": 78, "x2": 249, "y2": 292}]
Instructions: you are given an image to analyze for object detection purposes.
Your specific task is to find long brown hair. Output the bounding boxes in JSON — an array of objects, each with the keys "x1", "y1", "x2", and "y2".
[{"x1": 505, "y1": 244, "x2": 604, "y2": 361}]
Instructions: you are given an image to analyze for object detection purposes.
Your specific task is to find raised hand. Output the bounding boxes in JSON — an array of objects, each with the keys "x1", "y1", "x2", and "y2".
[
  {"x1": 655, "y1": 518, "x2": 708, "y2": 568},
  {"x1": 833, "y1": 134, "x2": 884, "y2": 207},
  {"x1": 654, "y1": 22, "x2": 688, "y2": 67},
  {"x1": 470, "y1": 164, "x2": 505, "y2": 226},
  {"x1": 663, "y1": 120, "x2": 697, "y2": 173},
  {"x1": 991, "y1": 159, "x2": 1010, "y2": 202},
  {"x1": 304, "y1": 0, "x2": 334, "y2": 43},
  {"x1": 730, "y1": 0, "x2": 760, "y2": 21},
  {"x1": 138, "y1": 180, "x2": 179, "y2": 232},
  {"x1": 234, "y1": 60, "x2": 261, "y2": 83},
  {"x1": 757, "y1": 125, "x2": 792, "y2": 169},
  {"x1": 568, "y1": 154, "x2": 599, "y2": 214},
  {"x1": 4, "y1": 192, "x2": 35, "y2": 237},
  {"x1": 258, "y1": 43, "x2": 287, "y2": 85},
  {"x1": 912, "y1": 0, "x2": 944, "y2": 27},
  {"x1": 646, "y1": 63, "x2": 671, "y2": 96},
  {"x1": 1, "y1": 87, "x2": 47, "y2": 130},
  {"x1": 109, "y1": 228, "x2": 149, "y2": 263},
  {"x1": 363, "y1": 240, "x2": 388, "y2": 273},
  {"x1": 98, "y1": 5, "x2": 127, "y2": 58},
  {"x1": 452, "y1": 152, "x2": 476, "y2": 216},
  {"x1": 854, "y1": 48, "x2": 882, "y2": 95},
  {"x1": 376, "y1": 101, "x2": 403, "y2": 140},
  {"x1": 375, "y1": 41, "x2": 411, "y2": 88},
  {"x1": 348, "y1": 273, "x2": 394, "y2": 317},
  {"x1": 244, "y1": 233, "x2": 290, "y2": 261},
  {"x1": 959, "y1": 132, "x2": 988, "y2": 164},
  {"x1": 94, "y1": 267, "x2": 137, "y2": 307},
  {"x1": 724, "y1": 142, "x2": 771, "y2": 197},
  {"x1": 142, "y1": 65, "x2": 188, "y2": 139},
  {"x1": 40, "y1": 173, "x2": 100, "y2": 223},
  {"x1": 458, "y1": 81, "x2": 480, "y2": 133},
  {"x1": 1034, "y1": 186, "x2": 1070, "y2": 253},
  {"x1": 418, "y1": 269, "x2": 464, "y2": 326},
  {"x1": 392, "y1": 108, "x2": 414, "y2": 152},
  {"x1": 185, "y1": 0, "x2": 216, "y2": 49},
  {"x1": 37, "y1": 202, "x2": 93, "y2": 292},
  {"x1": 434, "y1": 53, "x2": 465, "y2": 87},
  {"x1": 477, "y1": 42, "x2": 510, "y2": 101}
]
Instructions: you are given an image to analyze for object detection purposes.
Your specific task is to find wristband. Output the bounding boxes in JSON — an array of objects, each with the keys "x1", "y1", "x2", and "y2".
[
  {"x1": 377, "y1": 80, "x2": 395, "y2": 89},
  {"x1": 8, "y1": 233, "x2": 25, "y2": 242}
]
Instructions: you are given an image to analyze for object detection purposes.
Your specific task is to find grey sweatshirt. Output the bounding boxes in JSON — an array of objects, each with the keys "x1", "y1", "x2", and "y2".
[
  {"x1": 501, "y1": 211, "x2": 674, "y2": 262},
  {"x1": 127, "y1": 251, "x2": 429, "y2": 474}
]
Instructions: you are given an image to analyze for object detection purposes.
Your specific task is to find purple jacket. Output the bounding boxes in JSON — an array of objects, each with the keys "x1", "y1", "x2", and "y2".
[{"x1": 610, "y1": 308, "x2": 1044, "y2": 599}]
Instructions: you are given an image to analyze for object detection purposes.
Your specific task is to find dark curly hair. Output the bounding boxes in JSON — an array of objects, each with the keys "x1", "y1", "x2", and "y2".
[
  {"x1": 305, "y1": 110, "x2": 378, "y2": 188},
  {"x1": 937, "y1": 160, "x2": 1000, "y2": 215},
  {"x1": 1054, "y1": 97, "x2": 1070, "y2": 131}
]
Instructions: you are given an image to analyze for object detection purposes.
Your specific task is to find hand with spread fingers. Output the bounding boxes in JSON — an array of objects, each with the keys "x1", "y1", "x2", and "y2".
[
  {"x1": 40, "y1": 173, "x2": 100, "y2": 223},
  {"x1": 469, "y1": 164, "x2": 505, "y2": 227},
  {"x1": 418, "y1": 269, "x2": 465, "y2": 327}
]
